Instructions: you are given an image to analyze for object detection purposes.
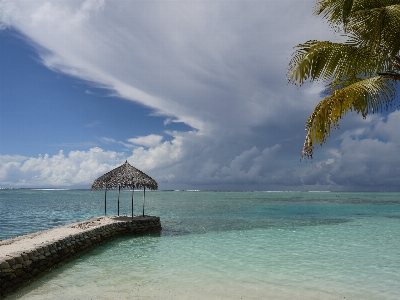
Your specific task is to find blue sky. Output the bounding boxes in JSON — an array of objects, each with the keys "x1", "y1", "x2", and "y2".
[
  {"x1": 1, "y1": 0, "x2": 400, "y2": 191},
  {"x1": 1, "y1": 29, "x2": 190, "y2": 156}
]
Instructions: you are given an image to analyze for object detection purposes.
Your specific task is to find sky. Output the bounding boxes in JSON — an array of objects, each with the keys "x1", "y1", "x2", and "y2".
[{"x1": 0, "y1": 0, "x2": 400, "y2": 191}]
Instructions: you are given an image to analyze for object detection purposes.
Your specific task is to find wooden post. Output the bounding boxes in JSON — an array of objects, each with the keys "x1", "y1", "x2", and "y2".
[
  {"x1": 142, "y1": 187, "x2": 146, "y2": 217},
  {"x1": 104, "y1": 188, "x2": 107, "y2": 216},
  {"x1": 118, "y1": 185, "x2": 121, "y2": 216},
  {"x1": 132, "y1": 187, "x2": 135, "y2": 219}
]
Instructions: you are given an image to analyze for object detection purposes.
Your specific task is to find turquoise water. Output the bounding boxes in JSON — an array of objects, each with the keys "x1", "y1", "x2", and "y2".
[{"x1": 1, "y1": 190, "x2": 400, "y2": 299}]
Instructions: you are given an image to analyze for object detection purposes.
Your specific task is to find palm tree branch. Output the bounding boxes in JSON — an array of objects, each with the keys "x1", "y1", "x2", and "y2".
[
  {"x1": 314, "y1": 0, "x2": 355, "y2": 27},
  {"x1": 288, "y1": 40, "x2": 380, "y2": 86},
  {"x1": 314, "y1": 1, "x2": 400, "y2": 27},
  {"x1": 302, "y1": 76, "x2": 397, "y2": 159},
  {"x1": 346, "y1": 4, "x2": 400, "y2": 56}
]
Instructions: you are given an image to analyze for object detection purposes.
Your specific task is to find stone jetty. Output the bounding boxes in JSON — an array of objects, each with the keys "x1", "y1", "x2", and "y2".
[{"x1": 0, "y1": 216, "x2": 161, "y2": 298}]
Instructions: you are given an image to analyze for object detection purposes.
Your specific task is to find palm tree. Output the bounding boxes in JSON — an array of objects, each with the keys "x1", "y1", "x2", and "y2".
[{"x1": 288, "y1": 0, "x2": 400, "y2": 159}]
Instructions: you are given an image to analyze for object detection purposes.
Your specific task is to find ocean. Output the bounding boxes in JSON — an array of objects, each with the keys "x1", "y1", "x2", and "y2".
[{"x1": 1, "y1": 190, "x2": 400, "y2": 299}]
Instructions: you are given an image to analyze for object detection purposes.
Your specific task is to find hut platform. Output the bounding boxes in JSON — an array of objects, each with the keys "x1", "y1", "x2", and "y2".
[{"x1": 0, "y1": 215, "x2": 161, "y2": 298}]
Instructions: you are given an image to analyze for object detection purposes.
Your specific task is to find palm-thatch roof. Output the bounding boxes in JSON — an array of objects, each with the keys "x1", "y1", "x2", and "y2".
[
  {"x1": 91, "y1": 160, "x2": 158, "y2": 190},
  {"x1": 91, "y1": 160, "x2": 158, "y2": 217}
]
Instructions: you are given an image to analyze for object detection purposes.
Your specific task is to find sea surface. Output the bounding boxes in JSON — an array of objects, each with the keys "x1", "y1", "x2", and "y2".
[{"x1": 1, "y1": 190, "x2": 400, "y2": 299}]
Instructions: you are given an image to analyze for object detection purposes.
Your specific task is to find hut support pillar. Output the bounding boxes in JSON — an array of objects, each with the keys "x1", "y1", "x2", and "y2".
[
  {"x1": 117, "y1": 185, "x2": 121, "y2": 216},
  {"x1": 132, "y1": 187, "x2": 135, "y2": 219},
  {"x1": 104, "y1": 188, "x2": 107, "y2": 216},
  {"x1": 142, "y1": 187, "x2": 146, "y2": 217}
]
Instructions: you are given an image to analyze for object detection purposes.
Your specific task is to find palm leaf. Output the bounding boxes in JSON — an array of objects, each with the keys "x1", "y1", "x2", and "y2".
[
  {"x1": 315, "y1": 0, "x2": 400, "y2": 27},
  {"x1": 302, "y1": 76, "x2": 396, "y2": 159},
  {"x1": 288, "y1": 40, "x2": 381, "y2": 86},
  {"x1": 347, "y1": 4, "x2": 400, "y2": 56},
  {"x1": 290, "y1": 1, "x2": 400, "y2": 158},
  {"x1": 314, "y1": 0, "x2": 355, "y2": 27}
]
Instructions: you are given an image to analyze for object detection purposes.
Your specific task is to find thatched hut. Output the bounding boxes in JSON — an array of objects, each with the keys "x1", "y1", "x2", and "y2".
[{"x1": 91, "y1": 160, "x2": 158, "y2": 217}]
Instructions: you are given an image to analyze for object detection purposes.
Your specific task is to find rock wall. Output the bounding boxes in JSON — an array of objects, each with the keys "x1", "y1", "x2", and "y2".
[{"x1": 0, "y1": 216, "x2": 161, "y2": 298}]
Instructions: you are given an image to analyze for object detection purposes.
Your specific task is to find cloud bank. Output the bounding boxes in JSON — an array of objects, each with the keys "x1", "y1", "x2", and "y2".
[{"x1": 1, "y1": 0, "x2": 400, "y2": 190}]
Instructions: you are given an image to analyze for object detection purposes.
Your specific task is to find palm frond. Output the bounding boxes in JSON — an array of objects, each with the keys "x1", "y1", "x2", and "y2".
[
  {"x1": 288, "y1": 40, "x2": 380, "y2": 86},
  {"x1": 347, "y1": 4, "x2": 400, "y2": 56},
  {"x1": 315, "y1": 0, "x2": 400, "y2": 27},
  {"x1": 350, "y1": 1, "x2": 400, "y2": 12},
  {"x1": 314, "y1": 0, "x2": 355, "y2": 27},
  {"x1": 394, "y1": 56, "x2": 400, "y2": 71},
  {"x1": 291, "y1": 1, "x2": 400, "y2": 159},
  {"x1": 302, "y1": 76, "x2": 397, "y2": 159}
]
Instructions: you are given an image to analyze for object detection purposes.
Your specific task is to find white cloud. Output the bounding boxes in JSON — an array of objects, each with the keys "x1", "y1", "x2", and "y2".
[
  {"x1": 0, "y1": 0, "x2": 330, "y2": 136},
  {"x1": 100, "y1": 137, "x2": 116, "y2": 144},
  {"x1": 86, "y1": 120, "x2": 102, "y2": 128},
  {"x1": 328, "y1": 137, "x2": 400, "y2": 188},
  {"x1": 299, "y1": 110, "x2": 400, "y2": 190},
  {"x1": 0, "y1": 154, "x2": 28, "y2": 164},
  {"x1": 0, "y1": 148, "x2": 123, "y2": 187},
  {"x1": 128, "y1": 134, "x2": 163, "y2": 148},
  {"x1": 128, "y1": 134, "x2": 185, "y2": 171},
  {"x1": 217, "y1": 145, "x2": 281, "y2": 183},
  {"x1": 163, "y1": 118, "x2": 173, "y2": 126},
  {"x1": 372, "y1": 110, "x2": 400, "y2": 143},
  {"x1": 2, "y1": 112, "x2": 400, "y2": 190}
]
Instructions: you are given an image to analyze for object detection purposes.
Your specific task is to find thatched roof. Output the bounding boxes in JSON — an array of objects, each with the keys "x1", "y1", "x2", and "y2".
[{"x1": 91, "y1": 160, "x2": 158, "y2": 190}]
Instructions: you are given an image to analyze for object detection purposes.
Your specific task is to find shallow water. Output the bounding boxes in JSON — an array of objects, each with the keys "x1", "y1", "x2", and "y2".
[{"x1": 2, "y1": 190, "x2": 400, "y2": 299}]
